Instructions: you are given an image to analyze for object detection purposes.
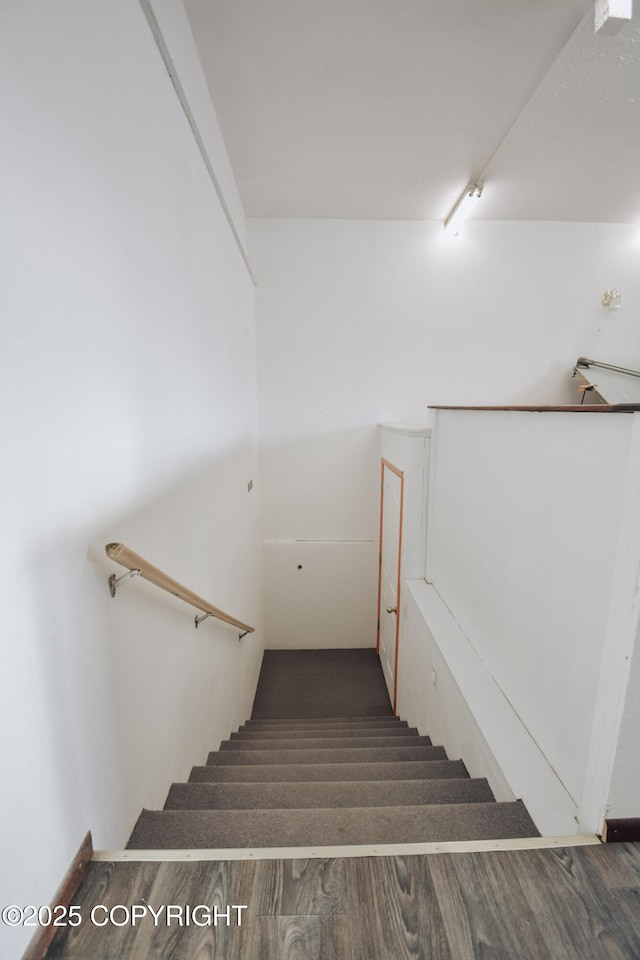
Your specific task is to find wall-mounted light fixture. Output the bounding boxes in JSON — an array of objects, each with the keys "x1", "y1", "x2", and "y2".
[
  {"x1": 602, "y1": 288, "x2": 622, "y2": 309},
  {"x1": 444, "y1": 182, "x2": 483, "y2": 236}
]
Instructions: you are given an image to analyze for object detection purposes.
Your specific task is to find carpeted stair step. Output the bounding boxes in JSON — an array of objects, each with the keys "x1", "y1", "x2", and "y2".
[
  {"x1": 233, "y1": 725, "x2": 414, "y2": 739},
  {"x1": 164, "y1": 777, "x2": 495, "y2": 810},
  {"x1": 220, "y1": 734, "x2": 431, "y2": 751},
  {"x1": 189, "y1": 758, "x2": 469, "y2": 783},
  {"x1": 206, "y1": 744, "x2": 447, "y2": 766},
  {"x1": 241, "y1": 716, "x2": 406, "y2": 729},
  {"x1": 127, "y1": 800, "x2": 539, "y2": 849}
]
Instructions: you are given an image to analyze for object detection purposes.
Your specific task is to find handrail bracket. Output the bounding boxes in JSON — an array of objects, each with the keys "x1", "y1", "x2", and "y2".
[
  {"x1": 109, "y1": 569, "x2": 142, "y2": 597},
  {"x1": 195, "y1": 612, "x2": 249, "y2": 641}
]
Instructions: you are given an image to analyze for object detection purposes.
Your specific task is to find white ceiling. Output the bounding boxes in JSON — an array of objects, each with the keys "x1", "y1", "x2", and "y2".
[{"x1": 184, "y1": 0, "x2": 640, "y2": 223}]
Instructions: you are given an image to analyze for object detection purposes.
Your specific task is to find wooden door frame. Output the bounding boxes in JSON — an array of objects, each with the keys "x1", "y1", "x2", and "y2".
[{"x1": 376, "y1": 457, "x2": 405, "y2": 713}]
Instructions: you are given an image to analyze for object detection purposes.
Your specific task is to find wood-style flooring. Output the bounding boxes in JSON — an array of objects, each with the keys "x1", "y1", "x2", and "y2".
[{"x1": 46, "y1": 842, "x2": 640, "y2": 959}]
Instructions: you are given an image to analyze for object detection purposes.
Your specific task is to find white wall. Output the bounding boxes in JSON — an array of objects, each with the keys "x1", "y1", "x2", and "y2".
[
  {"x1": 426, "y1": 410, "x2": 631, "y2": 810},
  {"x1": 399, "y1": 583, "x2": 519, "y2": 803},
  {"x1": 608, "y1": 614, "x2": 640, "y2": 818},
  {"x1": 0, "y1": 2, "x2": 262, "y2": 954},
  {"x1": 250, "y1": 218, "x2": 640, "y2": 651},
  {"x1": 380, "y1": 425, "x2": 431, "y2": 580},
  {"x1": 590, "y1": 414, "x2": 640, "y2": 826},
  {"x1": 389, "y1": 408, "x2": 640, "y2": 837},
  {"x1": 424, "y1": 408, "x2": 640, "y2": 833}
]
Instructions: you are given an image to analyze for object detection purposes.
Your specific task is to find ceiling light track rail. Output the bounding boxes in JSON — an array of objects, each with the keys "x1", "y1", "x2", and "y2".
[{"x1": 444, "y1": 181, "x2": 484, "y2": 235}]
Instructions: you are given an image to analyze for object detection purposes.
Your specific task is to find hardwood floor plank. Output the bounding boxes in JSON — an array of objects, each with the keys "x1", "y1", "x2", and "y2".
[
  {"x1": 582, "y1": 842, "x2": 640, "y2": 891},
  {"x1": 346, "y1": 855, "x2": 452, "y2": 960},
  {"x1": 256, "y1": 858, "x2": 348, "y2": 916},
  {"x1": 251, "y1": 917, "x2": 354, "y2": 960},
  {"x1": 126, "y1": 860, "x2": 256, "y2": 960},
  {"x1": 611, "y1": 887, "x2": 640, "y2": 940},
  {"x1": 428, "y1": 851, "x2": 553, "y2": 960},
  {"x1": 549, "y1": 845, "x2": 640, "y2": 957},
  {"x1": 227, "y1": 857, "x2": 263, "y2": 960},
  {"x1": 46, "y1": 861, "x2": 160, "y2": 960},
  {"x1": 507, "y1": 847, "x2": 640, "y2": 959}
]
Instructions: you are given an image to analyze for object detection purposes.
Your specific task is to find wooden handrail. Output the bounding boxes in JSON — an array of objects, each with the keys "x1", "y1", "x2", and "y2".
[{"x1": 105, "y1": 542, "x2": 254, "y2": 637}]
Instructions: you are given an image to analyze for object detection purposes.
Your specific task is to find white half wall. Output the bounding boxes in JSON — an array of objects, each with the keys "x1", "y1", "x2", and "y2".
[
  {"x1": 586, "y1": 413, "x2": 640, "y2": 827},
  {"x1": 0, "y1": 2, "x2": 262, "y2": 955},
  {"x1": 424, "y1": 408, "x2": 640, "y2": 834},
  {"x1": 608, "y1": 615, "x2": 640, "y2": 818},
  {"x1": 399, "y1": 581, "x2": 583, "y2": 835}
]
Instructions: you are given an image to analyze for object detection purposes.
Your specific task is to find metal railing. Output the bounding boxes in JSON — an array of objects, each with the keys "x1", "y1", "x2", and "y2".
[
  {"x1": 575, "y1": 357, "x2": 640, "y2": 380},
  {"x1": 105, "y1": 542, "x2": 254, "y2": 639}
]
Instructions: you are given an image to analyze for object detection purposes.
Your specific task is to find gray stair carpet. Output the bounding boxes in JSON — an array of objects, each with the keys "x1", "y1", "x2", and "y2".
[
  {"x1": 165, "y1": 777, "x2": 496, "y2": 810},
  {"x1": 126, "y1": 649, "x2": 540, "y2": 848},
  {"x1": 188, "y1": 758, "x2": 469, "y2": 783},
  {"x1": 205, "y1": 744, "x2": 447, "y2": 765},
  {"x1": 242, "y1": 717, "x2": 406, "y2": 728},
  {"x1": 250, "y1": 648, "x2": 393, "y2": 718},
  {"x1": 219, "y1": 734, "x2": 434, "y2": 751},
  {"x1": 127, "y1": 801, "x2": 538, "y2": 849},
  {"x1": 234, "y1": 724, "x2": 414, "y2": 739}
]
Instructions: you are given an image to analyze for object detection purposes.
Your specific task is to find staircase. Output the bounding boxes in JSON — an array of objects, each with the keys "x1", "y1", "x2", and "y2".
[{"x1": 127, "y1": 714, "x2": 539, "y2": 848}]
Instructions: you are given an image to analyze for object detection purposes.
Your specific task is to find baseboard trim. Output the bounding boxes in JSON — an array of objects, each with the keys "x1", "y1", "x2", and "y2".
[
  {"x1": 94, "y1": 833, "x2": 600, "y2": 862},
  {"x1": 21, "y1": 832, "x2": 93, "y2": 960},
  {"x1": 603, "y1": 818, "x2": 640, "y2": 843}
]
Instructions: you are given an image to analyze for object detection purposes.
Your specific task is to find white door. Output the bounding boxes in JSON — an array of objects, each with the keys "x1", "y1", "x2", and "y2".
[{"x1": 377, "y1": 460, "x2": 404, "y2": 712}]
